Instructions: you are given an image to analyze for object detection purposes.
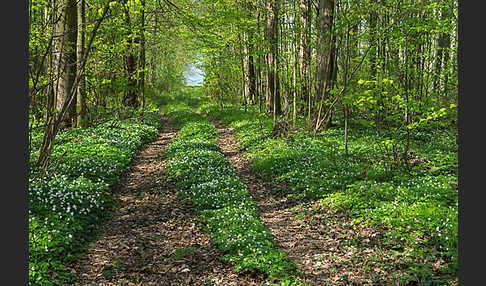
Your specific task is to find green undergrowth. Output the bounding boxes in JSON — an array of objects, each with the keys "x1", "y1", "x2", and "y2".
[
  {"x1": 28, "y1": 108, "x2": 163, "y2": 285},
  {"x1": 145, "y1": 85, "x2": 205, "y2": 108},
  {"x1": 198, "y1": 102, "x2": 458, "y2": 285},
  {"x1": 162, "y1": 103, "x2": 300, "y2": 284}
]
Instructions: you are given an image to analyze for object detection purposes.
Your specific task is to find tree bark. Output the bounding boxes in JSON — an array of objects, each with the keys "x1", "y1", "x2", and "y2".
[
  {"x1": 314, "y1": 0, "x2": 336, "y2": 131},
  {"x1": 292, "y1": 0, "x2": 298, "y2": 125},
  {"x1": 248, "y1": 31, "x2": 257, "y2": 105},
  {"x1": 139, "y1": 0, "x2": 146, "y2": 119},
  {"x1": 434, "y1": 1, "x2": 451, "y2": 100},
  {"x1": 150, "y1": 0, "x2": 157, "y2": 87},
  {"x1": 123, "y1": 4, "x2": 138, "y2": 107},
  {"x1": 266, "y1": 0, "x2": 281, "y2": 116},
  {"x1": 76, "y1": 0, "x2": 86, "y2": 127},
  {"x1": 53, "y1": 0, "x2": 77, "y2": 129},
  {"x1": 299, "y1": 0, "x2": 311, "y2": 110}
]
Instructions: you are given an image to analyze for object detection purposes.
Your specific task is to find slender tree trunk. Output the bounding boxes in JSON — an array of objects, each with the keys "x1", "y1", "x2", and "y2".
[
  {"x1": 403, "y1": 24, "x2": 411, "y2": 172},
  {"x1": 438, "y1": 2, "x2": 452, "y2": 101},
  {"x1": 266, "y1": 0, "x2": 281, "y2": 116},
  {"x1": 76, "y1": 0, "x2": 86, "y2": 127},
  {"x1": 280, "y1": 12, "x2": 289, "y2": 117},
  {"x1": 292, "y1": 0, "x2": 298, "y2": 126},
  {"x1": 45, "y1": 0, "x2": 57, "y2": 124},
  {"x1": 54, "y1": 0, "x2": 77, "y2": 129},
  {"x1": 240, "y1": 32, "x2": 249, "y2": 109},
  {"x1": 150, "y1": 0, "x2": 157, "y2": 87},
  {"x1": 314, "y1": 0, "x2": 336, "y2": 132},
  {"x1": 257, "y1": 45, "x2": 263, "y2": 113},
  {"x1": 299, "y1": 0, "x2": 311, "y2": 110},
  {"x1": 123, "y1": 5, "x2": 138, "y2": 107},
  {"x1": 274, "y1": 0, "x2": 281, "y2": 116},
  {"x1": 369, "y1": 0, "x2": 378, "y2": 81},
  {"x1": 139, "y1": 0, "x2": 146, "y2": 119},
  {"x1": 343, "y1": 22, "x2": 351, "y2": 157},
  {"x1": 248, "y1": 31, "x2": 257, "y2": 105}
]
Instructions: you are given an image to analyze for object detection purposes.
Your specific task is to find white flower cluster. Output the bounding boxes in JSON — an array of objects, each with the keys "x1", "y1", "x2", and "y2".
[
  {"x1": 29, "y1": 112, "x2": 163, "y2": 284},
  {"x1": 203, "y1": 103, "x2": 458, "y2": 265}
]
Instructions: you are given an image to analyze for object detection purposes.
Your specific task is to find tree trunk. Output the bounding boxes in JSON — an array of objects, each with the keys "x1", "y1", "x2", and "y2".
[
  {"x1": 248, "y1": 31, "x2": 257, "y2": 105},
  {"x1": 292, "y1": 0, "x2": 298, "y2": 125},
  {"x1": 434, "y1": 1, "x2": 452, "y2": 101},
  {"x1": 266, "y1": 0, "x2": 281, "y2": 116},
  {"x1": 299, "y1": 0, "x2": 311, "y2": 110},
  {"x1": 240, "y1": 32, "x2": 249, "y2": 108},
  {"x1": 139, "y1": 0, "x2": 146, "y2": 119},
  {"x1": 369, "y1": 1, "x2": 378, "y2": 81},
  {"x1": 76, "y1": 0, "x2": 86, "y2": 127},
  {"x1": 53, "y1": 0, "x2": 77, "y2": 129},
  {"x1": 123, "y1": 4, "x2": 138, "y2": 107},
  {"x1": 150, "y1": 0, "x2": 157, "y2": 87},
  {"x1": 314, "y1": 0, "x2": 336, "y2": 131},
  {"x1": 257, "y1": 43, "x2": 264, "y2": 113}
]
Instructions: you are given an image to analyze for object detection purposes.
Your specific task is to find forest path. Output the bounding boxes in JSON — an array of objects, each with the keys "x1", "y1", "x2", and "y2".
[
  {"x1": 205, "y1": 116, "x2": 400, "y2": 286},
  {"x1": 68, "y1": 114, "x2": 265, "y2": 286}
]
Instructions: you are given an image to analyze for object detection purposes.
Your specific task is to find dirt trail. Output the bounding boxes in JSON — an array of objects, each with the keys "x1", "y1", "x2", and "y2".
[
  {"x1": 207, "y1": 117, "x2": 404, "y2": 286},
  {"x1": 68, "y1": 114, "x2": 265, "y2": 286}
]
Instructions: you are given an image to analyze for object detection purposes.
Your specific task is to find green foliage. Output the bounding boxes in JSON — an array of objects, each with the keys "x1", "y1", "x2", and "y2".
[
  {"x1": 198, "y1": 103, "x2": 273, "y2": 152},
  {"x1": 165, "y1": 138, "x2": 222, "y2": 157},
  {"x1": 201, "y1": 204, "x2": 298, "y2": 279},
  {"x1": 173, "y1": 246, "x2": 196, "y2": 260},
  {"x1": 178, "y1": 122, "x2": 219, "y2": 141},
  {"x1": 29, "y1": 0, "x2": 195, "y2": 139},
  {"x1": 146, "y1": 85, "x2": 205, "y2": 109},
  {"x1": 200, "y1": 102, "x2": 458, "y2": 283},
  {"x1": 29, "y1": 110, "x2": 162, "y2": 285},
  {"x1": 29, "y1": 177, "x2": 113, "y2": 285}
]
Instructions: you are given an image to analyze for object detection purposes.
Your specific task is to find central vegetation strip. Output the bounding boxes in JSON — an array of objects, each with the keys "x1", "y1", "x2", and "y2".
[{"x1": 162, "y1": 103, "x2": 300, "y2": 283}]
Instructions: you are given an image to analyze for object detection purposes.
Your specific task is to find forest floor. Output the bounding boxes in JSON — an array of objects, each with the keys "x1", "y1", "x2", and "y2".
[
  {"x1": 66, "y1": 111, "x2": 444, "y2": 286},
  {"x1": 66, "y1": 114, "x2": 265, "y2": 286},
  {"x1": 206, "y1": 116, "x2": 413, "y2": 286}
]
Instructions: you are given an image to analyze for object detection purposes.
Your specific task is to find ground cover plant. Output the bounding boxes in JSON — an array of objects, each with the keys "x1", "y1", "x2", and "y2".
[
  {"x1": 28, "y1": 108, "x2": 163, "y2": 285},
  {"x1": 145, "y1": 85, "x2": 205, "y2": 109},
  {"x1": 162, "y1": 103, "x2": 301, "y2": 283},
  {"x1": 198, "y1": 102, "x2": 458, "y2": 285}
]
